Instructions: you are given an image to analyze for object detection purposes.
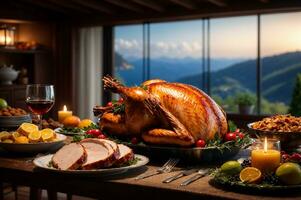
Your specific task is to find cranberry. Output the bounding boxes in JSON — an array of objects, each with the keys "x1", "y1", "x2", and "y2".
[
  {"x1": 196, "y1": 139, "x2": 206, "y2": 147},
  {"x1": 107, "y1": 102, "x2": 113, "y2": 107},
  {"x1": 282, "y1": 154, "x2": 290, "y2": 161},
  {"x1": 237, "y1": 132, "x2": 244, "y2": 139},
  {"x1": 118, "y1": 98, "x2": 124, "y2": 103},
  {"x1": 131, "y1": 137, "x2": 138, "y2": 144},
  {"x1": 86, "y1": 129, "x2": 101, "y2": 137},
  {"x1": 290, "y1": 153, "x2": 301, "y2": 161},
  {"x1": 225, "y1": 133, "x2": 237, "y2": 141}
]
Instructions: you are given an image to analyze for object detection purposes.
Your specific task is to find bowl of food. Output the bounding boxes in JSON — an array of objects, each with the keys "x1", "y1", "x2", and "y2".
[
  {"x1": 0, "y1": 123, "x2": 66, "y2": 153},
  {"x1": 0, "y1": 106, "x2": 31, "y2": 129},
  {"x1": 248, "y1": 115, "x2": 301, "y2": 150}
]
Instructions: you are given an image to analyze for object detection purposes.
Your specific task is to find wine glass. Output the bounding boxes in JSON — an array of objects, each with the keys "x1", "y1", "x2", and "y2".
[{"x1": 25, "y1": 84, "x2": 55, "y2": 129}]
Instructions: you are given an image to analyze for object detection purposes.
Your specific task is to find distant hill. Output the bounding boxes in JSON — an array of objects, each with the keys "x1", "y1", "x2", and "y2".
[
  {"x1": 178, "y1": 51, "x2": 301, "y2": 104},
  {"x1": 115, "y1": 56, "x2": 243, "y2": 86}
]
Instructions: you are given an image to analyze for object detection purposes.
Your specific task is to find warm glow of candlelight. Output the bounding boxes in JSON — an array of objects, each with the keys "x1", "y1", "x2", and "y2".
[
  {"x1": 264, "y1": 137, "x2": 268, "y2": 153},
  {"x1": 58, "y1": 105, "x2": 72, "y2": 123}
]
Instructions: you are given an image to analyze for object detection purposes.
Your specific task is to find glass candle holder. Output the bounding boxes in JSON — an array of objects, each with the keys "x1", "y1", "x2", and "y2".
[{"x1": 251, "y1": 137, "x2": 281, "y2": 172}]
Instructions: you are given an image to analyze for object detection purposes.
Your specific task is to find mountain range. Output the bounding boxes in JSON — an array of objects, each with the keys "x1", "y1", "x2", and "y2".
[{"x1": 115, "y1": 51, "x2": 301, "y2": 104}]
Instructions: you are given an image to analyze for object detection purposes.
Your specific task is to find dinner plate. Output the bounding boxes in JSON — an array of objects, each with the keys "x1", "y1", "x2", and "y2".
[
  {"x1": 33, "y1": 154, "x2": 149, "y2": 175},
  {"x1": 0, "y1": 133, "x2": 66, "y2": 153},
  {"x1": 54, "y1": 128, "x2": 85, "y2": 136}
]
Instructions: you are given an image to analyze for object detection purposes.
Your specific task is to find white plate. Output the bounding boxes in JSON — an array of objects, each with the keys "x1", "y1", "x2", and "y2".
[
  {"x1": 33, "y1": 154, "x2": 149, "y2": 175},
  {"x1": 0, "y1": 133, "x2": 66, "y2": 153},
  {"x1": 54, "y1": 128, "x2": 85, "y2": 135}
]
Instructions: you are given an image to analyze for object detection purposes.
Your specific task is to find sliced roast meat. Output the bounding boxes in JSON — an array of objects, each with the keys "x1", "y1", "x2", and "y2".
[
  {"x1": 114, "y1": 144, "x2": 134, "y2": 166},
  {"x1": 52, "y1": 143, "x2": 86, "y2": 170},
  {"x1": 98, "y1": 139, "x2": 120, "y2": 160},
  {"x1": 80, "y1": 139, "x2": 116, "y2": 169}
]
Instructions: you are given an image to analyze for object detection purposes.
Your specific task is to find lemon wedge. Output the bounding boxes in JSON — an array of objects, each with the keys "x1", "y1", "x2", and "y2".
[
  {"x1": 28, "y1": 131, "x2": 41, "y2": 143},
  {"x1": 40, "y1": 128, "x2": 55, "y2": 142},
  {"x1": 15, "y1": 136, "x2": 29, "y2": 144},
  {"x1": 11, "y1": 132, "x2": 20, "y2": 141},
  {"x1": 17, "y1": 123, "x2": 38, "y2": 136},
  {"x1": 239, "y1": 167, "x2": 262, "y2": 183}
]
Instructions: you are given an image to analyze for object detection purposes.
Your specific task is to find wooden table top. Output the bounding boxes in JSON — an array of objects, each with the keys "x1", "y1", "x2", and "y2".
[{"x1": 0, "y1": 152, "x2": 300, "y2": 200}]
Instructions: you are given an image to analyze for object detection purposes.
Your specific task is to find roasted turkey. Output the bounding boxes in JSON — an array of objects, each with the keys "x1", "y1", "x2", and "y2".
[{"x1": 94, "y1": 76, "x2": 228, "y2": 147}]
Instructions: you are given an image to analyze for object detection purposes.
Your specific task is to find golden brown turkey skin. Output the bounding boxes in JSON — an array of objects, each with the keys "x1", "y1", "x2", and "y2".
[
  {"x1": 97, "y1": 76, "x2": 228, "y2": 147},
  {"x1": 145, "y1": 82, "x2": 227, "y2": 142}
]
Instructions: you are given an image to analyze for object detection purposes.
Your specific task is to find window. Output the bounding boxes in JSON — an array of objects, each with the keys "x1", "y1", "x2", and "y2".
[
  {"x1": 149, "y1": 20, "x2": 204, "y2": 89},
  {"x1": 114, "y1": 25, "x2": 143, "y2": 86},
  {"x1": 210, "y1": 16, "x2": 257, "y2": 113},
  {"x1": 113, "y1": 12, "x2": 301, "y2": 115},
  {"x1": 261, "y1": 12, "x2": 301, "y2": 114}
]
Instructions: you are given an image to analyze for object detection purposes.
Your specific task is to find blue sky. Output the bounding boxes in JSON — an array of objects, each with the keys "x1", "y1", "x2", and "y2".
[{"x1": 115, "y1": 12, "x2": 301, "y2": 59}]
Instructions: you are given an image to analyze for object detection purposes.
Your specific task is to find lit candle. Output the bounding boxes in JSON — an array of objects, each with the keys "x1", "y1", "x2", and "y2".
[
  {"x1": 251, "y1": 137, "x2": 281, "y2": 172},
  {"x1": 58, "y1": 105, "x2": 72, "y2": 123}
]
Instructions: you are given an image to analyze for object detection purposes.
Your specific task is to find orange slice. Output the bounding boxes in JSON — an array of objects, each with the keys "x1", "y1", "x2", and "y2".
[
  {"x1": 239, "y1": 167, "x2": 262, "y2": 183},
  {"x1": 12, "y1": 132, "x2": 20, "y2": 141},
  {"x1": 17, "y1": 123, "x2": 38, "y2": 136},
  {"x1": 28, "y1": 131, "x2": 41, "y2": 143},
  {"x1": 15, "y1": 136, "x2": 29, "y2": 144},
  {"x1": 40, "y1": 128, "x2": 55, "y2": 142}
]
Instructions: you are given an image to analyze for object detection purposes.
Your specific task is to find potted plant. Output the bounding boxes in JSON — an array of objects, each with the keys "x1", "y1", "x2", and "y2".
[{"x1": 234, "y1": 92, "x2": 256, "y2": 114}]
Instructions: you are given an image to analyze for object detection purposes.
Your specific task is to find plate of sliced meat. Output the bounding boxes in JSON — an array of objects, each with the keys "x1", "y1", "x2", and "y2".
[{"x1": 33, "y1": 138, "x2": 149, "y2": 175}]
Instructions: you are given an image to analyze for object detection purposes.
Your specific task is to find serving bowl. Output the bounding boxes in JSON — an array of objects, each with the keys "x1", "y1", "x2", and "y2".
[
  {"x1": 247, "y1": 123, "x2": 301, "y2": 150},
  {"x1": 0, "y1": 114, "x2": 32, "y2": 129},
  {"x1": 0, "y1": 133, "x2": 66, "y2": 153}
]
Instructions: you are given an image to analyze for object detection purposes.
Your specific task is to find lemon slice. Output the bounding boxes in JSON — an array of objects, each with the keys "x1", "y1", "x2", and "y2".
[
  {"x1": 15, "y1": 136, "x2": 29, "y2": 144},
  {"x1": 239, "y1": 167, "x2": 262, "y2": 183},
  {"x1": 40, "y1": 128, "x2": 55, "y2": 142},
  {"x1": 2, "y1": 139, "x2": 13, "y2": 143},
  {"x1": 17, "y1": 123, "x2": 38, "y2": 136},
  {"x1": 12, "y1": 132, "x2": 20, "y2": 141},
  {"x1": 28, "y1": 131, "x2": 41, "y2": 143}
]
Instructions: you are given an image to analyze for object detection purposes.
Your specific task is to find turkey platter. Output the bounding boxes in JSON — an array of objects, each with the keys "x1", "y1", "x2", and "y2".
[{"x1": 94, "y1": 76, "x2": 228, "y2": 147}]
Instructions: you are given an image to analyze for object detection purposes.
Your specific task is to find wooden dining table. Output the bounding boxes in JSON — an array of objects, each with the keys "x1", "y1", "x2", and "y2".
[{"x1": 0, "y1": 149, "x2": 300, "y2": 200}]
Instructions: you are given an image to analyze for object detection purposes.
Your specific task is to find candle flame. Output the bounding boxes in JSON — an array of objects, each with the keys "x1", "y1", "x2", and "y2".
[
  {"x1": 63, "y1": 105, "x2": 67, "y2": 111},
  {"x1": 264, "y1": 137, "x2": 268, "y2": 153}
]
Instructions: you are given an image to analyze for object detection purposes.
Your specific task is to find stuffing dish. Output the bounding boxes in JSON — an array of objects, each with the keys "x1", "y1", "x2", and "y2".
[{"x1": 251, "y1": 115, "x2": 301, "y2": 132}]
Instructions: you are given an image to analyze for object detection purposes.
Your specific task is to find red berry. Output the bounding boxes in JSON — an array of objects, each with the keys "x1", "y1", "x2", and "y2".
[
  {"x1": 196, "y1": 139, "x2": 206, "y2": 147},
  {"x1": 86, "y1": 129, "x2": 101, "y2": 137},
  {"x1": 282, "y1": 154, "x2": 290, "y2": 161},
  {"x1": 290, "y1": 153, "x2": 301, "y2": 161},
  {"x1": 235, "y1": 129, "x2": 240, "y2": 133},
  {"x1": 118, "y1": 98, "x2": 124, "y2": 103},
  {"x1": 225, "y1": 133, "x2": 237, "y2": 141},
  {"x1": 98, "y1": 134, "x2": 106, "y2": 139},
  {"x1": 237, "y1": 132, "x2": 244, "y2": 139},
  {"x1": 131, "y1": 137, "x2": 138, "y2": 144},
  {"x1": 107, "y1": 102, "x2": 113, "y2": 107}
]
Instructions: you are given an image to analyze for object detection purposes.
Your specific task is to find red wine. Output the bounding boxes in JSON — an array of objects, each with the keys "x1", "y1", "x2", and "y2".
[{"x1": 26, "y1": 100, "x2": 54, "y2": 115}]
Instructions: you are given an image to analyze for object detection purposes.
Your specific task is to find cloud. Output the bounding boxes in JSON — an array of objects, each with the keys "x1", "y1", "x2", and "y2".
[{"x1": 115, "y1": 38, "x2": 203, "y2": 58}]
